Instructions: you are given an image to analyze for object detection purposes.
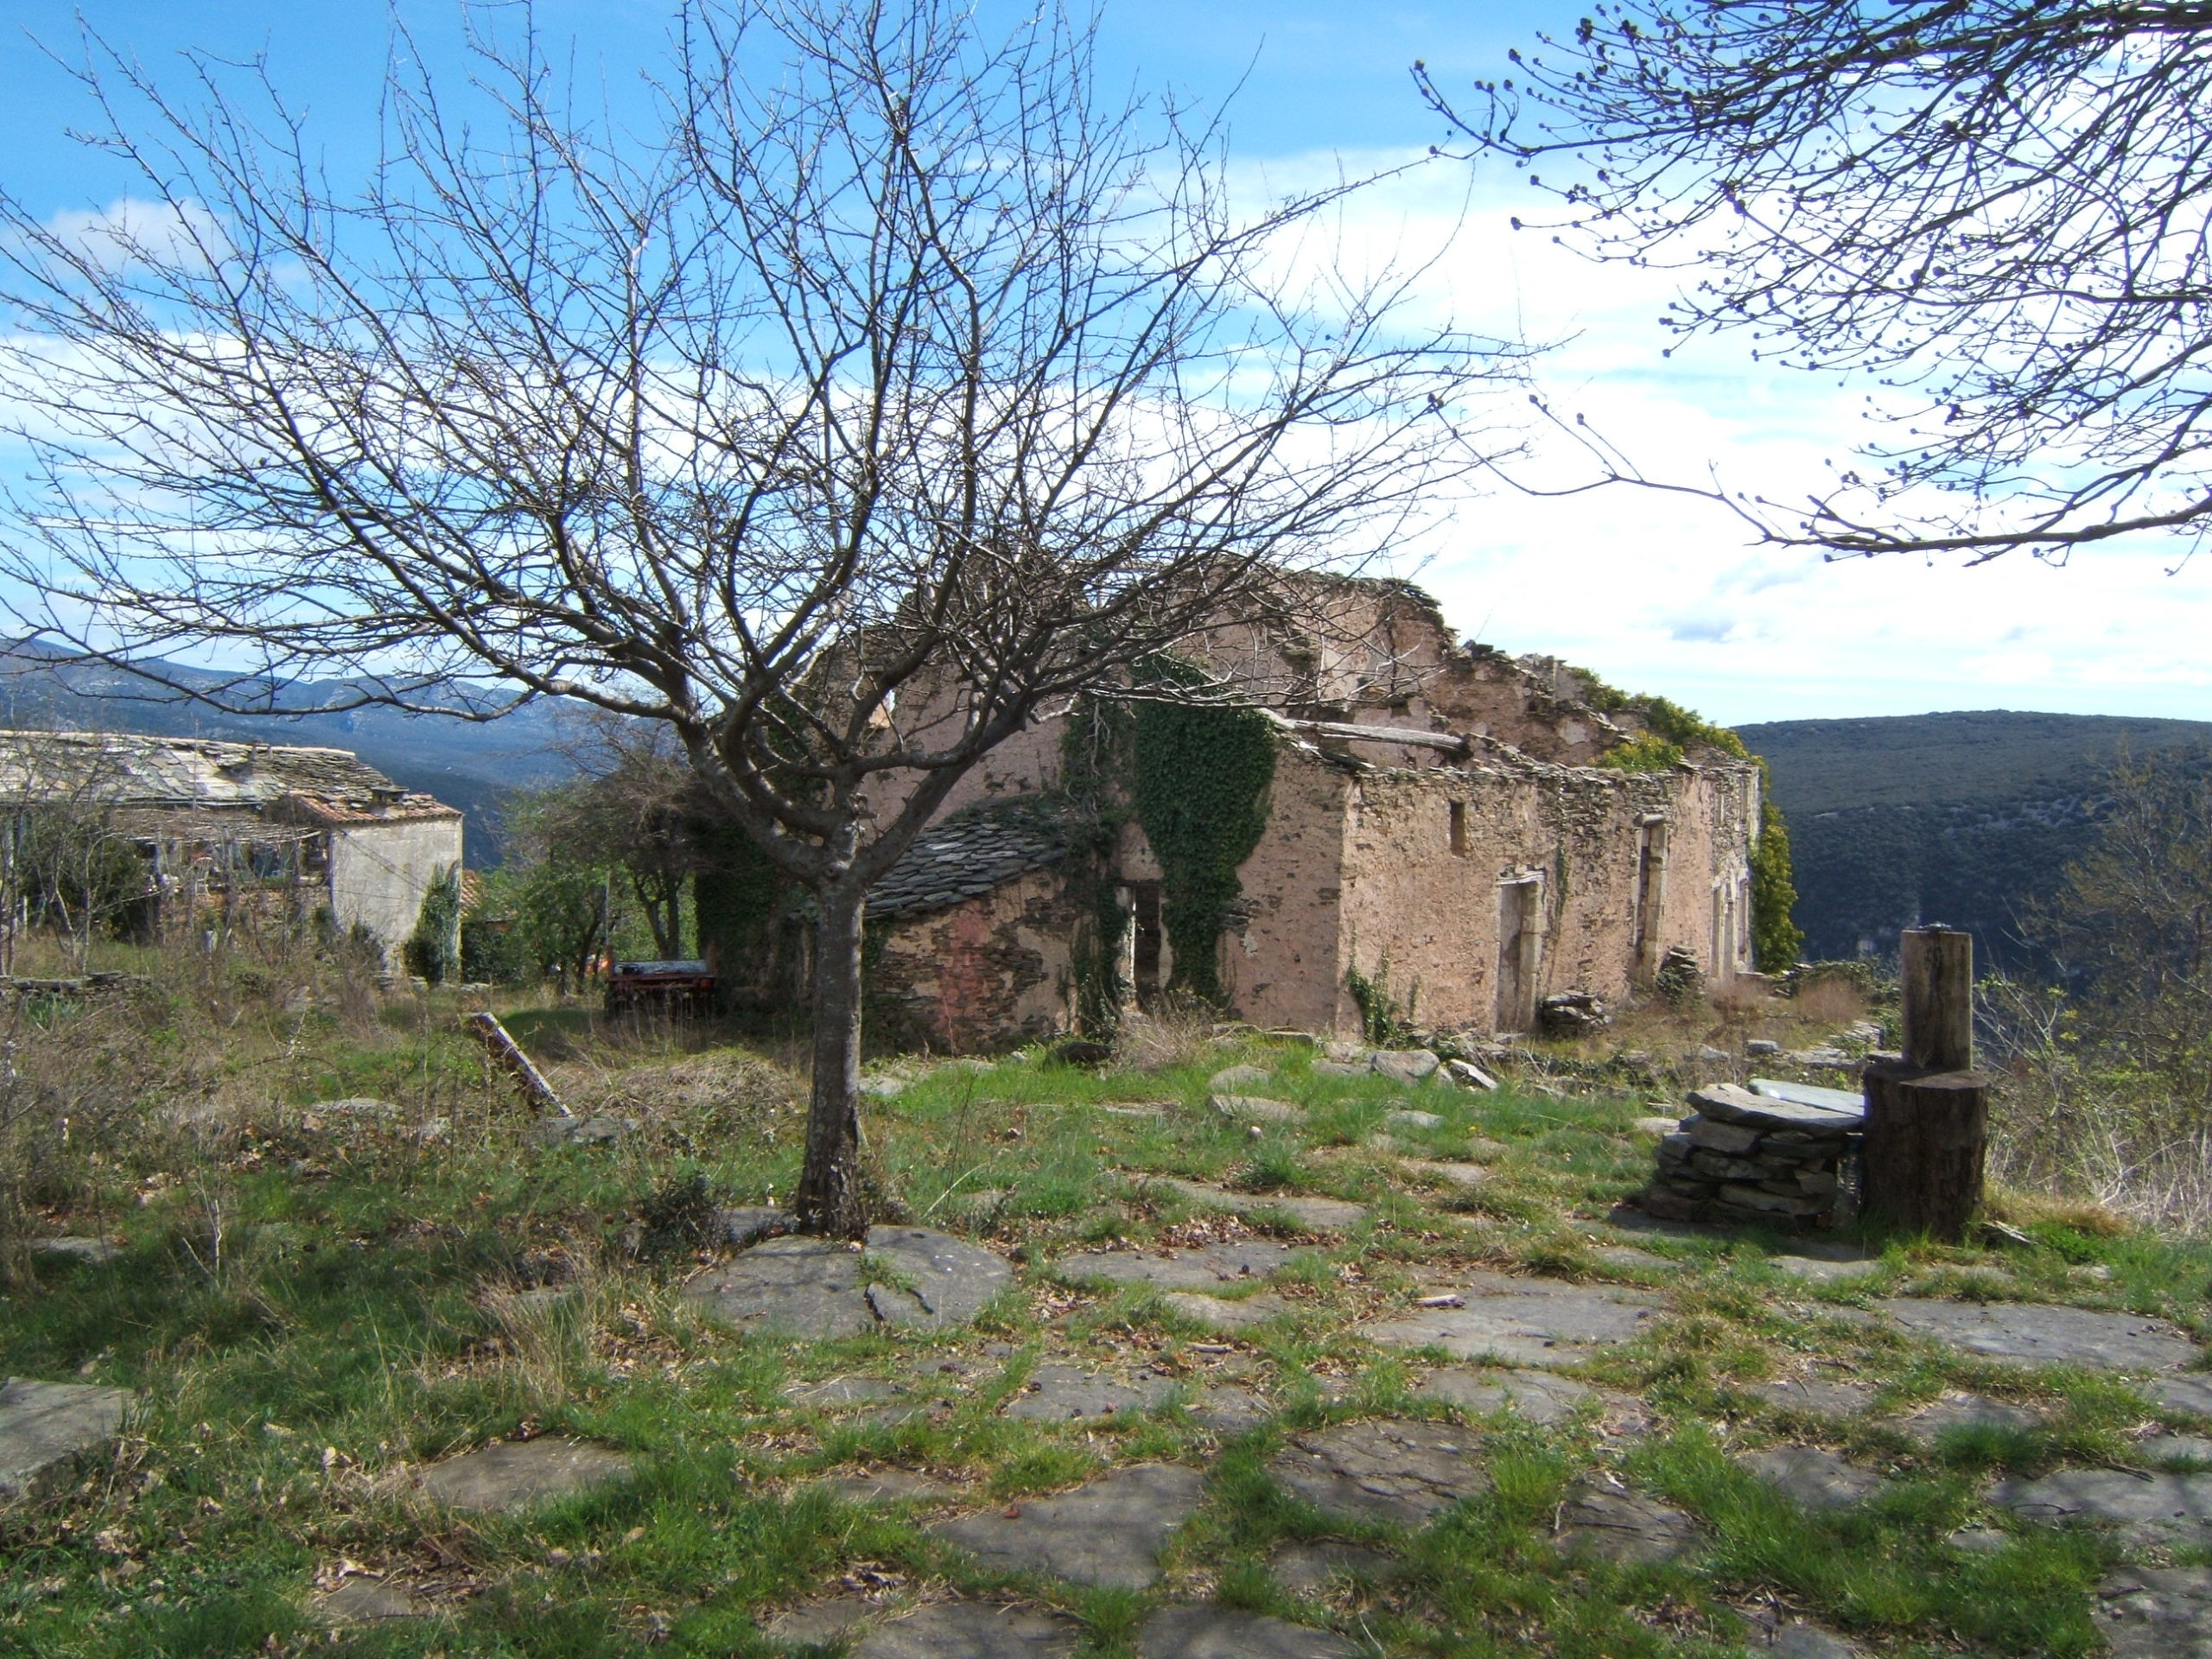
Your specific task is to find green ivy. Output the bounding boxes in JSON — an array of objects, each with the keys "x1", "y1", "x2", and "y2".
[
  {"x1": 402, "y1": 863, "x2": 463, "y2": 983},
  {"x1": 1751, "y1": 796, "x2": 1805, "y2": 969},
  {"x1": 1130, "y1": 664, "x2": 1276, "y2": 1005},
  {"x1": 1058, "y1": 694, "x2": 1137, "y2": 1033}
]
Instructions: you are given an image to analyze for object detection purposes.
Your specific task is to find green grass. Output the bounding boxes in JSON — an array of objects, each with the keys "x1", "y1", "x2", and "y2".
[{"x1": 3, "y1": 964, "x2": 2211, "y2": 1656}]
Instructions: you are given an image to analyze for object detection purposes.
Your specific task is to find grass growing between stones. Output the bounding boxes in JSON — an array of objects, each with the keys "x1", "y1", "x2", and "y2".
[{"x1": 4, "y1": 970, "x2": 2212, "y2": 1656}]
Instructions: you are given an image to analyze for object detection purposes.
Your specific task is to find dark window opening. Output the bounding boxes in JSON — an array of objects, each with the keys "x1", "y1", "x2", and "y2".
[
  {"x1": 1448, "y1": 799, "x2": 1468, "y2": 856},
  {"x1": 1129, "y1": 880, "x2": 1164, "y2": 1007}
]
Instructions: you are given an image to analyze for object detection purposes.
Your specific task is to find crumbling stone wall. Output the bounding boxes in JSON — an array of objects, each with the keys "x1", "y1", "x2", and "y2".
[{"x1": 868, "y1": 867, "x2": 1077, "y2": 1053}]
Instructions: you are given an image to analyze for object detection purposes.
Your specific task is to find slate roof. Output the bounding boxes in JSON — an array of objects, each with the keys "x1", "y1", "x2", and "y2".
[
  {"x1": 869, "y1": 804, "x2": 1068, "y2": 918},
  {"x1": 0, "y1": 729, "x2": 454, "y2": 819}
]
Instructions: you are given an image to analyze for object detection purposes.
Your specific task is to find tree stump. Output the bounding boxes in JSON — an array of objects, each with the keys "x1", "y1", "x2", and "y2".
[{"x1": 1859, "y1": 1059, "x2": 1986, "y2": 1241}]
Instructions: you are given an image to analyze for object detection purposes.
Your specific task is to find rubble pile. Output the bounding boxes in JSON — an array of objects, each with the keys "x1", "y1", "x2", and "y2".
[{"x1": 1643, "y1": 1082, "x2": 1864, "y2": 1227}]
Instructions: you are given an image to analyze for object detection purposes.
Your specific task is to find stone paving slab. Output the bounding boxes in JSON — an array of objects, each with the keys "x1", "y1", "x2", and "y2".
[
  {"x1": 854, "y1": 1601, "x2": 1083, "y2": 1658},
  {"x1": 1135, "y1": 1605, "x2": 1359, "y2": 1657},
  {"x1": 1055, "y1": 1242, "x2": 1306, "y2": 1293},
  {"x1": 1749, "y1": 1376, "x2": 1875, "y2": 1418},
  {"x1": 1006, "y1": 1363, "x2": 1174, "y2": 1421},
  {"x1": 1402, "y1": 1160, "x2": 1490, "y2": 1192},
  {"x1": 1211, "y1": 1095, "x2": 1306, "y2": 1126},
  {"x1": 1552, "y1": 1484, "x2": 1700, "y2": 1564},
  {"x1": 310, "y1": 1577, "x2": 429, "y2": 1624},
  {"x1": 684, "y1": 1228, "x2": 1010, "y2": 1338},
  {"x1": 1769, "y1": 1255, "x2": 1880, "y2": 1283},
  {"x1": 1898, "y1": 1395, "x2": 2042, "y2": 1443},
  {"x1": 417, "y1": 1438, "x2": 632, "y2": 1512},
  {"x1": 1740, "y1": 1446, "x2": 1883, "y2": 1510},
  {"x1": 1268, "y1": 1418, "x2": 1490, "y2": 1526},
  {"x1": 2156, "y1": 1376, "x2": 2212, "y2": 1418},
  {"x1": 1760, "y1": 1623, "x2": 1865, "y2": 1659},
  {"x1": 1188, "y1": 1382, "x2": 1273, "y2": 1434},
  {"x1": 931, "y1": 1463, "x2": 1207, "y2": 1590},
  {"x1": 1991, "y1": 1469, "x2": 2212, "y2": 1539},
  {"x1": 1270, "y1": 1540, "x2": 1398, "y2": 1595},
  {"x1": 810, "y1": 1467, "x2": 962, "y2": 1504},
  {"x1": 2139, "y1": 1436, "x2": 2212, "y2": 1465},
  {"x1": 1874, "y1": 1298, "x2": 2198, "y2": 1372},
  {"x1": 784, "y1": 1375, "x2": 910, "y2": 1409},
  {"x1": 1414, "y1": 1366, "x2": 1596, "y2": 1427},
  {"x1": 1749, "y1": 1079, "x2": 1867, "y2": 1114},
  {"x1": 1162, "y1": 1292, "x2": 1294, "y2": 1332},
  {"x1": 1692, "y1": 1084, "x2": 1862, "y2": 1132},
  {"x1": 1210, "y1": 1065, "x2": 1274, "y2": 1091},
  {"x1": 0, "y1": 1377, "x2": 132, "y2": 1502},
  {"x1": 1141, "y1": 1177, "x2": 1366, "y2": 1231},
  {"x1": 2096, "y1": 1566, "x2": 2212, "y2": 1659},
  {"x1": 1386, "y1": 1109, "x2": 1443, "y2": 1131},
  {"x1": 1360, "y1": 1272, "x2": 1662, "y2": 1369}
]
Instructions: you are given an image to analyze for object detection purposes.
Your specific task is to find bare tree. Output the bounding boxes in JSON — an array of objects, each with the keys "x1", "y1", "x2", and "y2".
[
  {"x1": 0, "y1": 1, "x2": 1508, "y2": 1235},
  {"x1": 1421, "y1": 1, "x2": 2212, "y2": 563}
]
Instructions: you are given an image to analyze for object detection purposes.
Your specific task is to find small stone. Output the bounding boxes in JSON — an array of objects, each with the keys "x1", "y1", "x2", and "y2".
[
  {"x1": 1767, "y1": 1255, "x2": 1878, "y2": 1283},
  {"x1": 2139, "y1": 1436, "x2": 2212, "y2": 1465},
  {"x1": 1210, "y1": 1065, "x2": 1273, "y2": 1091},
  {"x1": 1211, "y1": 1095, "x2": 1305, "y2": 1125},
  {"x1": 931, "y1": 1463, "x2": 1207, "y2": 1590},
  {"x1": 2097, "y1": 1567, "x2": 2212, "y2": 1659},
  {"x1": 1386, "y1": 1109, "x2": 1444, "y2": 1131},
  {"x1": 310, "y1": 1577, "x2": 426, "y2": 1624},
  {"x1": 1135, "y1": 1605, "x2": 1359, "y2": 1658},
  {"x1": 0, "y1": 1377, "x2": 132, "y2": 1503},
  {"x1": 1746, "y1": 1039, "x2": 1782, "y2": 1057},
  {"x1": 769, "y1": 1598, "x2": 878, "y2": 1645},
  {"x1": 308, "y1": 1096, "x2": 397, "y2": 1118},
  {"x1": 1552, "y1": 1483, "x2": 1700, "y2": 1564},
  {"x1": 1402, "y1": 1160, "x2": 1489, "y2": 1191},
  {"x1": 1370, "y1": 1050, "x2": 1441, "y2": 1084},
  {"x1": 418, "y1": 1438, "x2": 632, "y2": 1512},
  {"x1": 713, "y1": 1205, "x2": 790, "y2": 1248},
  {"x1": 1269, "y1": 1418, "x2": 1491, "y2": 1526},
  {"x1": 1005, "y1": 1363, "x2": 1173, "y2": 1421},
  {"x1": 1695, "y1": 1046, "x2": 1732, "y2": 1064},
  {"x1": 855, "y1": 1601, "x2": 1082, "y2": 1658},
  {"x1": 1270, "y1": 1540, "x2": 1398, "y2": 1594},
  {"x1": 1876, "y1": 1299, "x2": 2199, "y2": 1373},
  {"x1": 1739, "y1": 1446, "x2": 1883, "y2": 1510},
  {"x1": 1162, "y1": 1292, "x2": 1293, "y2": 1332},
  {"x1": 1764, "y1": 1622, "x2": 1864, "y2": 1658},
  {"x1": 2155, "y1": 1376, "x2": 2212, "y2": 1418},
  {"x1": 1444, "y1": 1059, "x2": 1499, "y2": 1091},
  {"x1": 1948, "y1": 1527, "x2": 2010, "y2": 1554}
]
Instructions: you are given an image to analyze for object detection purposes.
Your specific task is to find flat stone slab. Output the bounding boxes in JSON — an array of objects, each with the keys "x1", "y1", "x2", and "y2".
[
  {"x1": 932, "y1": 1463, "x2": 1206, "y2": 1589},
  {"x1": 1414, "y1": 1367, "x2": 1596, "y2": 1427},
  {"x1": 1991, "y1": 1469, "x2": 2212, "y2": 1539},
  {"x1": 310, "y1": 1578, "x2": 429, "y2": 1624},
  {"x1": 1749, "y1": 1079, "x2": 1866, "y2": 1113},
  {"x1": 417, "y1": 1438, "x2": 632, "y2": 1512},
  {"x1": 1210, "y1": 1065, "x2": 1274, "y2": 1091},
  {"x1": 1370, "y1": 1050, "x2": 1440, "y2": 1084},
  {"x1": 1402, "y1": 1160, "x2": 1489, "y2": 1192},
  {"x1": 1741, "y1": 1446, "x2": 1883, "y2": 1510},
  {"x1": 684, "y1": 1227, "x2": 1010, "y2": 1338},
  {"x1": 1552, "y1": 1484, "x2": 1700, "y2": 1564},
  {"x1": 0, "y1": 1377, "x2": 132, "y2": 1502},
  {"x1": 1007, "y1": 1363, "x2": 1174, "y2": 1421},
  {"x1": 1691, "y1": 1084, "x2": 1862, "y2": 1133},
  {"x1": 1270, "y1": 1540, "x2": 1397, "y2": 1594},
  {"x1": 1189, "y1": 1382, "x2": 1272, "y2": 1434},
  {"x1": 1162, "y1": 1292, "x2": 1294, "y2": 1332},
  {"x1": 1055, "y1": 1241, "x2": 1305, "y2": 1292},
  {"x1": 1898, "y1": 1395, "x2": 2042, "y2": 1443},
  {"x1": 1211, "y1": 1095, "x2": 1306, "y2": 1125},
  {"x1": 1143, "y1": 1178, "x2": 1366, "y2": 1231},
  {"x1": 30, "y1": 1236, "x2": 119, "y2": 1264},
  {"x1": 1361, "y1": 1272, "x2": 1662, "y2": 1369},
  {"x1": 1874, "y1": 1298, "x2": 2198, "y2": 1372},
  {"x1": 2155, "y1": 1376, "x2": 2212, "y2": 1418},
  {"x1": 1750, "y1": 1376, "x2": 1875, "y2": 1418},
  {"x1": 2097, "y1": 1567, "x2": 2212, "y2": 1659},
  {"x1": 1136, "y1": 1605, "x2": 1359, "y2": 1658},
  {"x1": 855, "y1": 1601, "x2": 1082, "y2": 1658},
  {"x1": 1269, "y1": 1418, "x2": 1490, "y2": 1526},
  {"x1": 2139, "y1": 1436, "x2": 2212, "y2": 1465}
]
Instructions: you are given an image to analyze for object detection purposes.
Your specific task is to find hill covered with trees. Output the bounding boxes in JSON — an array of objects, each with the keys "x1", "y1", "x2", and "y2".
[{"x1": 1740, "y1": 710, "x2": 2212, "y2": 969}]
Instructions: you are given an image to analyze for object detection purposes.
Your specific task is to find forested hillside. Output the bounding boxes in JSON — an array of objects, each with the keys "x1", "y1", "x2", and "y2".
[{"x1": 1740, "y1": 711, "x2": 2212, "y2": 968}]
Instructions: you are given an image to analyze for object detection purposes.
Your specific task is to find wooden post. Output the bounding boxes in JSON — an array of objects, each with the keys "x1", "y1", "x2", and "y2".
[
  {"x1": 1861, "y1": 926, "x2": 1986, "y2": 1241},
  {"x1": 464, "y1": 1012, "x2": 569, "y2": 1117},
  {"x1": 1901, "y1": 925, "x2": 1974, "y2": 1070}
]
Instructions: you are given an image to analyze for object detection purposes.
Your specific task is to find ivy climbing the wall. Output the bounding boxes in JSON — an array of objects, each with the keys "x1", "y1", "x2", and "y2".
[
  {"x1": 1130, "y1": 664, "x2": 1277, "y2": 1005},
  {"x1": 1058, "y1": 694, "x2": 1136, "y2": 1033}
]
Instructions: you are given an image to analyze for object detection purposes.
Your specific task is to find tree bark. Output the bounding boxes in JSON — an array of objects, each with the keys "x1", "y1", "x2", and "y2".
[
  {"x1": 1900, "y1": 926, "x2": 1974, "y2": 1071},
  {"x1": 794, "y1": 881, "x2": 870, "y2": 1239},
  {"x1": 1860, "y1": 1058, "x2": 1988, "y2": 1242}
]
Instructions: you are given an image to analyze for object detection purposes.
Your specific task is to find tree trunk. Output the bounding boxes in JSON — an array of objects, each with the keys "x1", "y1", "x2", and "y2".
[
  {"x1": 1860, "y1": 1058, "x2": 1988, "y2": 1242},
  {"x1": 794, "y1": 880, "x2": 870, "y2": 1239}
]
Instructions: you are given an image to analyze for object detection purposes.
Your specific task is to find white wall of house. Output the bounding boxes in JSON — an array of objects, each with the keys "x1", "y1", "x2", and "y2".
[{"x1": 327, "y1": 817, "x2": 463, "y2": 965}]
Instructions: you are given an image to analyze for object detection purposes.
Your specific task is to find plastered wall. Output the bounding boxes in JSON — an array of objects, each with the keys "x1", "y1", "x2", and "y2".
[{"x1": 327, "y1": 816, "x2": 463, "y2": 968}]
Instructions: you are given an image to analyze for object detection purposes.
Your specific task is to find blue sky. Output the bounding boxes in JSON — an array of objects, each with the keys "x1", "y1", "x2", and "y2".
[{"x1": 3, "y1": 0, "x2": 2206, "y2": 728}]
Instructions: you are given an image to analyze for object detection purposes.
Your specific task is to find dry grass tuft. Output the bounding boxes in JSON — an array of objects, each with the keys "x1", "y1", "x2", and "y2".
[{"x1": 1111, "y1": 994, "x2": 1220, "y2": 1072}]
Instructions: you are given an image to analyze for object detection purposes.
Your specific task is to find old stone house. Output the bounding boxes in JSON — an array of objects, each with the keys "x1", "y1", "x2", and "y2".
[
  {"x1": 0, "y1": 730, "x2": 463, "y2": 964},
  {"x1": 861, "y1": 578, "x2": 1765, "y2": 1051}
]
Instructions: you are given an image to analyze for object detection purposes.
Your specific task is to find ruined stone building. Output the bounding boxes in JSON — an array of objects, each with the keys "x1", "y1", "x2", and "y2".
[
  {"x1": 860, "y1": 579, "x2": 1765, "y2": 1052},
  {"x1": 0, "y1": 731, "x2": 463, "y2": 964}
]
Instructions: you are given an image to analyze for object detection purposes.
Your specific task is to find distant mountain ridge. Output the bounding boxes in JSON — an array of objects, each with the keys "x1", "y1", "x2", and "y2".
[
  {"x1": 0, "y1": 643, "x2": 577, "y2": 863},
  {"x1": 1739, "y1": 710, "x2": 2212, "y2": 967}
]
